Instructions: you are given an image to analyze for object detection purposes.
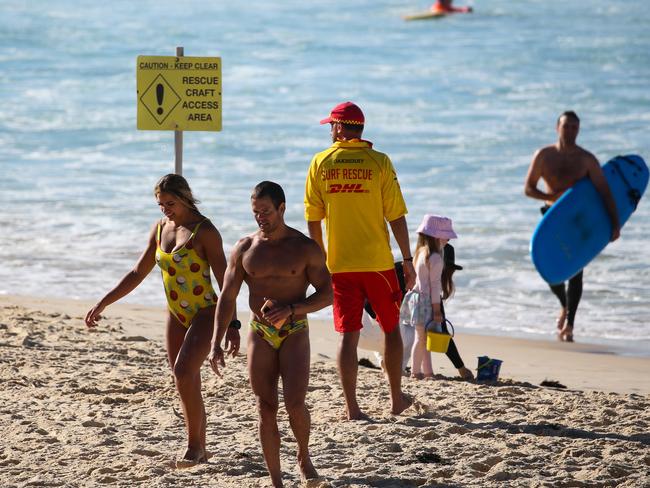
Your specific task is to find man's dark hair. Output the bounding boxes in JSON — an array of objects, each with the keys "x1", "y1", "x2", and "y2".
[
  {"x1": 557, "y1": 111, "x2": 580, "y2": 125},
  {"x1": 251, "y1": 181, "x2": 285, "y2": 209}
]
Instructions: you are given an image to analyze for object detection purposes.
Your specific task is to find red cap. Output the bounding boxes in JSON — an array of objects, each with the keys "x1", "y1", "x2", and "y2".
[{"x1": 319, "y1": 101, "x2": 365, "y2": 125}]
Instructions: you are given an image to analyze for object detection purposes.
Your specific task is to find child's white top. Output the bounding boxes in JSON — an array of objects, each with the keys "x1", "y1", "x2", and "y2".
[{"x1": 413, "y1": 251, "x2": 443, "y2": 302}]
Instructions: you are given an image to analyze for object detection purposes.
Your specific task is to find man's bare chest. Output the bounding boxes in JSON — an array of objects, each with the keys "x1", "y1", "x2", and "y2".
[
  {"x1": 243, "y1": 245, "x2": 305, "y2": 278},
  {"x1": 543, "y1": 157, "x2": 587, "y2": 186}
]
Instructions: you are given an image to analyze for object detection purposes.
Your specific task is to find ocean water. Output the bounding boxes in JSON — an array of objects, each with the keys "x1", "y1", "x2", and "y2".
[{"x1": 1, "y1": 0, "x2": 648, "y2": 351}]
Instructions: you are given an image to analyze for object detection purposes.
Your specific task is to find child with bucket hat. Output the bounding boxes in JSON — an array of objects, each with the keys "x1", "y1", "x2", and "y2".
[{"x1": 399, "y1": 215, "x2": 473, "y2": 380}]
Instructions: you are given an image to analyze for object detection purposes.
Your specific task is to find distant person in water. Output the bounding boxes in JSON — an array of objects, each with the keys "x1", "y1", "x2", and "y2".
[
  {"x1": 524, "y1": 111, "x2": 620, "y2": 342},
  {"x1": 431, "y1": 0, "x2": 473, "y2": 13}
]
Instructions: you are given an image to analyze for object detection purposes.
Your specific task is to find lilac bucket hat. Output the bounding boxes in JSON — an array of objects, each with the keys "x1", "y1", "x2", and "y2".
[{"x1": 416, "y1": 214, "x2": 458, "y2": 239}]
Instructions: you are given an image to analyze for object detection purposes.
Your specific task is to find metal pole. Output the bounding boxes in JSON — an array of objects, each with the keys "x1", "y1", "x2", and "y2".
[{"x1": 174, "y1": 46, "x2": 184, "y2": 175}]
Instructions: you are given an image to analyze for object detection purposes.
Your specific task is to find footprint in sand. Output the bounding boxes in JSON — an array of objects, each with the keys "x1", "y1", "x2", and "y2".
[
  {"x1": 303, "y1": 477, "x2": 333, "y2": 488},
  {"x1": 81, "y1": 419, "x2": 105, "y2": 428},
  {"x1": 131, "y1": 448, "x2": 162, "y2": 458}
]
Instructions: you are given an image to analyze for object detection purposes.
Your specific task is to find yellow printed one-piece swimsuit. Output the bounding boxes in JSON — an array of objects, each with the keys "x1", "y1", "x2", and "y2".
[
  {"x1": 155, "y1": 219, "x2": 216, "y2": 327},
  {"x1": 250, "y1": 319, "x2": 308, "y2": 350}
]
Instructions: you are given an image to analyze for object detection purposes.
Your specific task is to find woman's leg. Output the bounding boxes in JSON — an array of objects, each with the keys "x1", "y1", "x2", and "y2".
[{"x1": 166, "y1": 306, "x2": 215, "y2": 462}]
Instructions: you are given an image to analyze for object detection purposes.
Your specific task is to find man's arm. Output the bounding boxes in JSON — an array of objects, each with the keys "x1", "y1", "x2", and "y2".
[
  {"x1": 209, "y1": 239, "x2": 248, "y2": 375},
  {"x1": 524, "y1": 149, "x2": 556, "y2": 201},
  {"x1": 388, "y1": 215, "x2": 415, "y2": 290},
  {"x1": 586, "y1": 156, "x2": 621, "y2": 241},
  {"x1": 300, "y1": 241, "x2": 333, "y2": 314},
  {"x1": 261, "y1": 240, "x2": 332, "y2": 326},
  {"x1": 201, "y1": 223, "x2": 238, "y2": 333}
]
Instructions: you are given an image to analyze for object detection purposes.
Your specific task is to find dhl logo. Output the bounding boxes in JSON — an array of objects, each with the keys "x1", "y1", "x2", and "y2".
[{"x1": 327, "y1": 183, "x2": 369, "y2": 193}]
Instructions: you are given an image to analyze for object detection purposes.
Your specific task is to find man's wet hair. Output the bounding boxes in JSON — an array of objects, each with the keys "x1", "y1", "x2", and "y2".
[
  {"x1": 251, "y1": 181, "x2": 286, "y2": 209},
  {"x1": 557, "y1": 111, "x2": 580, "y2": 125}
]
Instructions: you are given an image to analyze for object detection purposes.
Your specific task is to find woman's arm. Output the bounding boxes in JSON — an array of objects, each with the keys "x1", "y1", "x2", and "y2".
[{"x1": 85, "y1": 222, "x2": 158, "y2": 327}]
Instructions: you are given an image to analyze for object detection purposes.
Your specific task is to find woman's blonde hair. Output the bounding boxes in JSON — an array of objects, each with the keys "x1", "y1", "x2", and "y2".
[{"x1": 154, "y1": 174, "x2": 200, "y2": 212}]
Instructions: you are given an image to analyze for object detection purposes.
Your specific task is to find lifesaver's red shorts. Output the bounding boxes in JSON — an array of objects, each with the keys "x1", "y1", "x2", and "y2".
[{"x1": 332, "y1": 269, "x2": 402, "y2": 334}]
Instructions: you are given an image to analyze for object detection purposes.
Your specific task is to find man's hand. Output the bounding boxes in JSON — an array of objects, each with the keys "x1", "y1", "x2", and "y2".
[
  {"x1": 403, "y1": 260, "x2": 416, "y2": 290},
  {"x1": 261, "y1": 298, "x2": 291, "y2": 327},
  {"x1": 224, "y1": 327, "x2": 240, "y2": 357},
  {"x1": 611, "y1": 226, "x2": 621, "y2": 242},
  {"x1": 208, "y1": 344, "x2": 225, "y2": 377}
]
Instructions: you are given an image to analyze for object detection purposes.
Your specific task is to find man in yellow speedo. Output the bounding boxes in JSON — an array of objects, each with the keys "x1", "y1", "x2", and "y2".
[
  {"x1": 209, "y1": 181, "x2": 332, "y2": 488},
  {"x1": 304, "y1": 101, "x2": 416, "y2": 420}
]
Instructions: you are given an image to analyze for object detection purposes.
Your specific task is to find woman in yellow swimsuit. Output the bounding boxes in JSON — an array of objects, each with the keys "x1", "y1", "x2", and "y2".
[{"x1": 85, "y1": 174, "x2": 239, "y2": 466}]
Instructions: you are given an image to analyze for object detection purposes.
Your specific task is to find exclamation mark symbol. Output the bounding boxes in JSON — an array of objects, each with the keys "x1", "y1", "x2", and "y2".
[{"x1": 156, "y1": 83, "x2": 164, "y2": 115}]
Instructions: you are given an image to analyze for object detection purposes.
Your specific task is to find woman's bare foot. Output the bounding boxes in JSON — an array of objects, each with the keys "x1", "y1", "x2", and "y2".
[
  {"x1": 410, "y1": 373, "x2": 424, "y2": 380},
  {"x1": 423, "y1": 374, "x2": 435, "y2": 381},
  {"x1": 458, "y1": 367, "x2": 474, "y2": 380}
]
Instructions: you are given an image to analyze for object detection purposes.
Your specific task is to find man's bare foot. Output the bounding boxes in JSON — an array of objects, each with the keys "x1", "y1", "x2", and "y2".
[
  {"x1": 559, "y1": 325, "x2": 574, "y2": 342},
  {"x1": 391, "y1": 393, "x2": 413, "y2": 415},
  {"x1": 298, "y1": 455, "x2": 319, "y2": 482},
  {"x1": 556, "y1": 308, "x2": 567, "y2": 336}
]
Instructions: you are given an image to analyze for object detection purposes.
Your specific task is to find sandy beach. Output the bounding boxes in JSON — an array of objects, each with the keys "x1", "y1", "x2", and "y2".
[{"x1": 1, "y1": 294, "x2": 648, "y2": 487}]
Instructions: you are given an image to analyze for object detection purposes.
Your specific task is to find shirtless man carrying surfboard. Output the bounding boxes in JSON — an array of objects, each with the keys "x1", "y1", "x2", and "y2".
[{"x1": 524, "y1": 111, "x2": 620, "y2": 342}]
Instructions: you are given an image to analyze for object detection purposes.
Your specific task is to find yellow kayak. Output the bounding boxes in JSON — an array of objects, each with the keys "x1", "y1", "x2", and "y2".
[{"x1": 403, "y1": 11, "x2": 447, "y2": 21}]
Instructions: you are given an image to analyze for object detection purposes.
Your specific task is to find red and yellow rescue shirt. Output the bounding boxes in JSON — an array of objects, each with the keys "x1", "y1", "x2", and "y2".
[{"x1": 304, "y1": 139, "x2": 408, "y2": 273}]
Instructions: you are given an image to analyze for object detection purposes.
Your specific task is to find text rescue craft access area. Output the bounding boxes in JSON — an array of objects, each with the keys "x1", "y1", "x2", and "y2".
[{"x1": 137, "y1": 56, "x2": 222, "y2": 131}]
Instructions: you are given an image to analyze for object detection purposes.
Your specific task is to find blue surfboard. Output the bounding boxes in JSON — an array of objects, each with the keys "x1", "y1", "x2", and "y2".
[{"x1": 530, "y1": 154, "x2": 648, "y2": 285}]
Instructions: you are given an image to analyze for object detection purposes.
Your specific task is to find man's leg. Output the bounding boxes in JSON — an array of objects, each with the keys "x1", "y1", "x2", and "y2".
[
  {"x1": 549, "y1": 282, "x2": 568, "y2": 333},
  {"x1": 562, "y1": 271, "x2": 583, "y2": 342},
  {"x1": 279, "y1": 329, "x2": 318, "y2": 481},
  {"x1": 331, "y1": 272, "x2": 366, "y2": 420},
  {"x1": 248, "y1": 331, "x2": 282, "y2": 487},
  {"x1": 367, "y1": 269, "x2": 411, "y2": 414},
  {"x1": 338, "y1": 330, "x2": 363, "y2": 420},
  {"x1": 384, "y1": 326, "x2": 412, "y2": 414}
]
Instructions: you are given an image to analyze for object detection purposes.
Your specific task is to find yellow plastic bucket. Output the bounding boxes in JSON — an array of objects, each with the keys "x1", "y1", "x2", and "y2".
[
  {"x1": 426, "y1": 331, "x2": 451, "y2": 353},
  {"x1": 425, "y1": 319, "x2": 455, "y2": 353}
]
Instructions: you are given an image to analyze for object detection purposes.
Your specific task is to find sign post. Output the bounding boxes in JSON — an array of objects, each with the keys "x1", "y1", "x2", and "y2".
[
  {"x1": 174, "y1": 46, "x2": 183, "y2": 175},
  {"x1": 136, "y1": 48, "x2": 222, "y2": 175}
]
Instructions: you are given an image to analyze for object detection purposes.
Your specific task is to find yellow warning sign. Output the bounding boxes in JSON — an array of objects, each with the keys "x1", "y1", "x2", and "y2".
[{"x1": 137, "y1": 55, "x2": 221, "y2": 131}]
